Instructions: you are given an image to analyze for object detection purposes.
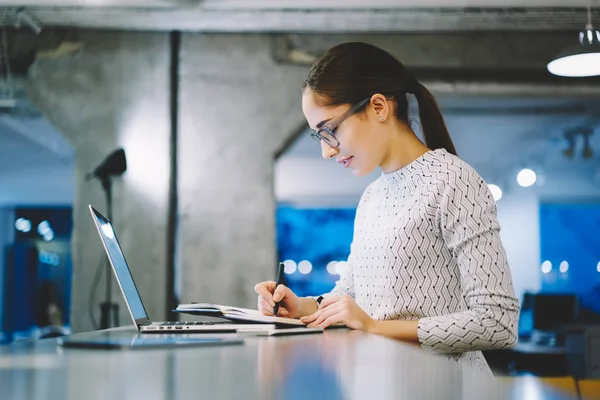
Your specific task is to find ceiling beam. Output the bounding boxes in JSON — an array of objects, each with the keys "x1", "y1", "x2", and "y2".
[
  {"x1": 204, "y1": 0, "x2": 600, "y2": 8},
  {"x1": 18, "y1": 6, "x2": 600, "y2": 32},
  {"x1": 0, "y1": 77, "x2": 74, "y2": 162},
  {"x1": 426, "y1": 80, "x2": 600, "y2": 98},
  {"x1": 0, "y1": 115, "x2": 74, "y2": 162},
  {"x1": 275, "y1": 33, "x2": 600, "y2": 93},
  {"x1": 279, "y1": 33, "x2": 587, "y2": 70},
  {"x1": 0, "y1": 1, "x2": 191, "y2": 7},
  {"x1": 9, "y1": 0, "x2": 599, "y2": 9}
]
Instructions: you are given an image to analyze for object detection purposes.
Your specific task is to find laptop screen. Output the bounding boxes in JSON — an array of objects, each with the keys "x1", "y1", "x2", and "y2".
[{"x1": 89, "y1": 206, "x2": 149, "y2": 324}]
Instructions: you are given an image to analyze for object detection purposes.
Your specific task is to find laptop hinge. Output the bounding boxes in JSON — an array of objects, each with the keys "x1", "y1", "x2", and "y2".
[{"x1": 138, "y1": 321, "x2": 153, "y2": 327}]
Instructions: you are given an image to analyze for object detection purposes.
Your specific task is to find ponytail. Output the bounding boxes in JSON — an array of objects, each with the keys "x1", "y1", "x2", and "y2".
[{"x1": 412, "y1": 83, "x2": 457, "y2": 156}]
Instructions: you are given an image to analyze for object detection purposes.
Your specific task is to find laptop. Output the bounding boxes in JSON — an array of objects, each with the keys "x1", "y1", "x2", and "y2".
[{"x1": 89, "y1": 205, "x2": 270, "y2": 333}]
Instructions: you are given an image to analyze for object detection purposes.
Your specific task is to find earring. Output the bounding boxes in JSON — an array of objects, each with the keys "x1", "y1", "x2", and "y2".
[{"x1": 379, "y1": 116, "x2": 384, "y2": 122}]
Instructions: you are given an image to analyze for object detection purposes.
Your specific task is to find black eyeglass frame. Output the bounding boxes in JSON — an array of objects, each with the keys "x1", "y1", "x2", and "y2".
[{"x1": 310, "y1": 97, "x2": 371, "y2": 149}]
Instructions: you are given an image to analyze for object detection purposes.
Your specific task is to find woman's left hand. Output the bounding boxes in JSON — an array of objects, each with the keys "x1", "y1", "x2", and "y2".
[{"x1": 300, "y1": 295, "x2": 375, "y2": 330}]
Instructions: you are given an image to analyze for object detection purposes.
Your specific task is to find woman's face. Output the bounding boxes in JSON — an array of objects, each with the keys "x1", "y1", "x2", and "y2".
[{"x1": 302, "y1": 90, "x2": 388, "y2": 177}]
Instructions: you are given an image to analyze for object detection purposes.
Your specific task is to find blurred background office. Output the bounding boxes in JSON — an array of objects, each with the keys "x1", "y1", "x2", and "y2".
[{"x1": 0, "y1": 0, "x2": 599, "y2": 378}]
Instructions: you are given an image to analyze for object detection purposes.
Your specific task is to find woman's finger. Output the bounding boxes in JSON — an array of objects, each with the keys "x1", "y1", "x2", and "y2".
[
  {"x1": 277, "y1": 308, "x2": 290, "y2": 317},
  {"x1": 258, "y1": 296, "x2": 274, "y2": 316},
  {"x1": 307, "y1": 304, "x2": 342, "y2": 328},
  {"x1": 317, "y1": 313, "x2": 344, "y2": 329},
  {"x1": 272, "y1": 284, "x2": 293, "y2": 303},
  {"x1": 300, "y1": 311, "x2": 320, "y2": 324},
  {"x1": 318, "y1": 296, "x2": 342, "y2": 309},
  {"x1": 254, "y1": 282, "x2": 277, "y2": 307}
]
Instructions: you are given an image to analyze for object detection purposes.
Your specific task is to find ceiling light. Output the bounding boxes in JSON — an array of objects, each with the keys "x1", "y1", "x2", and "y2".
[
  {"x1": 37, "y1": 220, "x2": 51, "y2": 236},
  {"x1": 298, "y1": 260, "x2": 312, "y2": 275},
  {"x1": 541, "y1": 260, "x2": 552, "y2": 274},
  {"x1": 517, "y1": 168, "x2": 537, "y2": 187},
  {"x1": 283, "y1": 259, "x2": 297, "y2": 274},
  {"x1": 15, "y1": 218, "x2": 31, "y2": 233},
  {"x1": 488, "y1": 184, "x2": 502, "y2": 201},
  {"x1": 548, "y1": 4, "x2": 600, "y2": 77},
  {"x1": 326, "y1": 261, "x2": 338, "y2": 275},
  {"x1": 43, "y1": 229, "x2": 54, "y2": 242}
]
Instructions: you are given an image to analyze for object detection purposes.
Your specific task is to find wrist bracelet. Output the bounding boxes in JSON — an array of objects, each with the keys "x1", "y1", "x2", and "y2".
[{"x1": 310, "y1": 296, "x2": 324, "y2": 311}]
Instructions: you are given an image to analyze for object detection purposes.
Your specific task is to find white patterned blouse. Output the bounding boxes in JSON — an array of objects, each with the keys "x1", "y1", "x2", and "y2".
[{"x1": 324, "y1": 148, "x2": 521, "y2": 373}]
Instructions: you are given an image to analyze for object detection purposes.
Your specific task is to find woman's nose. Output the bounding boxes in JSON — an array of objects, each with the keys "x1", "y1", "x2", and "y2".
[{"x1": 321, "y1": 140, "x2": 338, "y2": 159}]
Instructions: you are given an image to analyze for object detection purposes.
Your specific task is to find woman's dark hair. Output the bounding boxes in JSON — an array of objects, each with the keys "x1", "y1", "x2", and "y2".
[{"x1": 302, "y1": 42, "x2": 457, "y2": 156}]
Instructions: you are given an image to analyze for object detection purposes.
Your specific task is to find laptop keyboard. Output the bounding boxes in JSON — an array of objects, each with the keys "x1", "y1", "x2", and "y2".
[
  {"x1": 159, "y1": 321, "x2": 221, "y2": 326},
  {"x1": 143, "y1": 320, "x2": 236, "y2": 331}
]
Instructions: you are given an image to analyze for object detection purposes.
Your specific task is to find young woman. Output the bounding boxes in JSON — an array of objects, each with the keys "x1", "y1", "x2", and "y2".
[{"x1": 255, "y1": 42, "x2": 520, "y2": 373}]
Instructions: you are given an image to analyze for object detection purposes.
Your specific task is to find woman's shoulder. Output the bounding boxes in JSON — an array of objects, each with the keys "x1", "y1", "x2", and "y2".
[
  {"x1": 431, "y1": 149, "x2": 495, "y2": 209},
  {"x1": 429, "y1": 148, "x2": 485, "y2": 185},
  {"x1": 358, "y1": 177, "x2": 383, "y2": 203},
  {"x1": 429, "y1": 148, "x2": 475, "y2": 171}
]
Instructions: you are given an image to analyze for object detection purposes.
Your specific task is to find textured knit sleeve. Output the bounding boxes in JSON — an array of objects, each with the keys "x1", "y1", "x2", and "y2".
[{"x1": 417, "y1": 166, "x2": 520, "y2": 353}]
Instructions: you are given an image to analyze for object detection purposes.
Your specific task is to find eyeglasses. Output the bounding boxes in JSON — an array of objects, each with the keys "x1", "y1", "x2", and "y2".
[{"x1": 310, "y1": 97, "x2": 371, "y2": 149}]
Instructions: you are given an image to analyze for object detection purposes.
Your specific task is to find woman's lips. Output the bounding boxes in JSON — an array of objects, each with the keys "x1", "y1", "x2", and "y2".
[{"x1": 342, "y1": 156, "x2": 354, "y2": 168}]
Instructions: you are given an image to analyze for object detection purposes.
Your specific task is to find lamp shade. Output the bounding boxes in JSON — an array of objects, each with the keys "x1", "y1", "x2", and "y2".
[
  {"x1": 87, "y1": 148, "x2": 127, "y2": 181},
  {"x1": 548, "y1": 27, "x2": 600, "y2": 77}
]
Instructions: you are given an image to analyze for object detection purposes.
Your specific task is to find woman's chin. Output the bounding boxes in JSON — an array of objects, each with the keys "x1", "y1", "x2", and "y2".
[{"x1": 352, "y1": 166, "x2": 373, "y2": 177}]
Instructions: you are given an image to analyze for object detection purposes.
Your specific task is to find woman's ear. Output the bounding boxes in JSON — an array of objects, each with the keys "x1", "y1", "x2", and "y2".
[{"x1": 370, "y1": 93, "x2": 392, "y2": 123}]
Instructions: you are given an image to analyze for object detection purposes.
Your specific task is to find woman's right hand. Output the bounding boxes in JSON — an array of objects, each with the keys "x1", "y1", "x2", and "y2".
[{"x1": 254, "y1": 281, "x2": 301, "y2": 318}]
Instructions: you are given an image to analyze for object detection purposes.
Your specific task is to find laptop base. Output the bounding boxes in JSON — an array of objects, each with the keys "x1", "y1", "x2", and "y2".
[{"x1": 140, "y1": 321, "x2": 238, "y2": 333}]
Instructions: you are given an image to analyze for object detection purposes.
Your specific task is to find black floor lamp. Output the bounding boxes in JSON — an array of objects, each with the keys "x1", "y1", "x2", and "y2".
[{"x1": 87, "y1": 148, "x2": 127, "y2": 330}]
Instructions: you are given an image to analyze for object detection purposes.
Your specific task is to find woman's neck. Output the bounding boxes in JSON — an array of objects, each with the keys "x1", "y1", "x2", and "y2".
[{"x1": 379, "y1": 127, "x2": 431, "y2": 174}]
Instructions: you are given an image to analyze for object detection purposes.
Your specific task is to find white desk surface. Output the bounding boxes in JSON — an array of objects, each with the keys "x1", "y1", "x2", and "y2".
[{"x1": 0, "y1": 326, "x2": 581, "y2": 400}]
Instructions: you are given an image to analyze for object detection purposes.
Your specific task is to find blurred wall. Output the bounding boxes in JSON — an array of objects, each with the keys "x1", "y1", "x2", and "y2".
[
  {"x1": 497, "y1": 191, "x2": 541, "y2": 301},
  {"x1": 178, "y1": 34, "x2": 306, "y2": 307},
  {"x1": 27, "y1": 32, "x2": 171, "y2": 332}
]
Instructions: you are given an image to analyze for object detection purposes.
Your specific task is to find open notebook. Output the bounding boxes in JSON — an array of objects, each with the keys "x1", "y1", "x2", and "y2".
[{"x1": 174, "y1": 303, "x2": 306, "y2": 326}]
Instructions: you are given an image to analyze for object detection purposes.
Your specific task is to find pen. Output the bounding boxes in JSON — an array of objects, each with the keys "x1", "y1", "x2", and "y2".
[{"x1": 273, "y1": 262, "x2": 285, "y2": 316}]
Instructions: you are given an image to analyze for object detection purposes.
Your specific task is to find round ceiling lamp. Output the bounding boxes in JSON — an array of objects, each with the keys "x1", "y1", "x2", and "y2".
[
  {"x1": 547, "y1": 4, "x2": 600, "y2": 77},
  {"x1": 487, "y1": 184, "x2": 503, "y2": 201}
]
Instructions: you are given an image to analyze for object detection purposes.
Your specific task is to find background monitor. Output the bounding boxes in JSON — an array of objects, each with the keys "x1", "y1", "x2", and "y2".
[{"x1": 532, "y1": 293, "x2": 579, "y2": 332}]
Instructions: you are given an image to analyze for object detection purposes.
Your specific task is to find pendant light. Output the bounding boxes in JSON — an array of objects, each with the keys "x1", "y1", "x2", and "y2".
[{"x1": 547, "y1": 3, "x2": 600, "y2": 77}]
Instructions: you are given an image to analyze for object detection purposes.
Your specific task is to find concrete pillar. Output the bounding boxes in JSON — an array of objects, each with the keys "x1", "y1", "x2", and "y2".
[
  {"x1": 178, "y1": 34, "x2": 307, "y2": 307},
  {"x1": 27, "y1": 31, "x2": 171, "y2": 333}
]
